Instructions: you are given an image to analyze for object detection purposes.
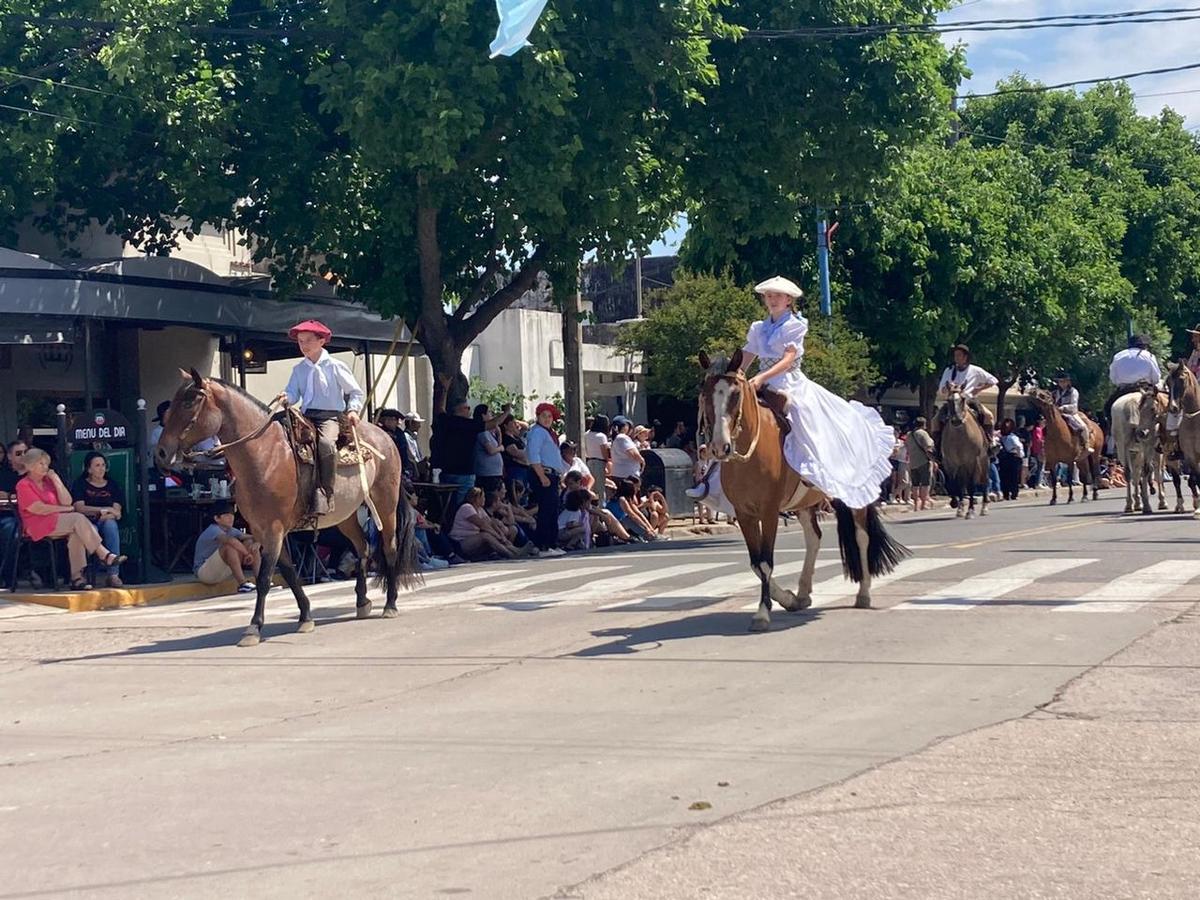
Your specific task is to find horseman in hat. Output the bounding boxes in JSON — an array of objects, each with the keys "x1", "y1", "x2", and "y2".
[
  {"x1": 931, "y1": 343, "x2": 997, "y2": 456},
  {"x1": 277, "y1": 319, "x2": 365, "y2": 514},
  {"x1": 1185, "y1": 323, "x2": 1200, "y2": 379},
  {"x1": 1052, "y1": 370, "x2": 1092, "y2": 456},
  {"x1": 1103, "y1": 334, "x2": 1162, "y2": 423}
]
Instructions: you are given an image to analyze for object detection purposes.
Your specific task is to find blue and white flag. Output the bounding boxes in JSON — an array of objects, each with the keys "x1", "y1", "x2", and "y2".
[{"x1": 489, "y1": 0, "x2": 550, "y2": 58}]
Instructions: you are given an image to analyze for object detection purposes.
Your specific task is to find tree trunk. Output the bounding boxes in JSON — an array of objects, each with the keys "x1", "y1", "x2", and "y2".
[
  {"x1": 919, "y1": 372, "x2": 939, "y2": 421},
  {"x1": 420, "y1": 322, "x2": 464, "y2": 415},
  {"x1": 995, "y1": 378, "x2": 1015, "y2": 424}
]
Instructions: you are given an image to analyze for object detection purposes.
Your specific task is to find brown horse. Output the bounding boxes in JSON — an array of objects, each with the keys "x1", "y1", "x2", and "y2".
[
  {"x1": 699, "y1": 351, "x2": 909, "y2": 632},
  {"x1": 1165, "y1": 361, "x2": 1200, "y2": 517},
  {"x1": 155, "y1": 369, "x2": 419, "y2": 646},
  {"x1": 1026, "y1": 389, "x2": 1102, "y2": 504},
  {"x1": 938, "y1": 382, "x2": 990, "y2": 519}
]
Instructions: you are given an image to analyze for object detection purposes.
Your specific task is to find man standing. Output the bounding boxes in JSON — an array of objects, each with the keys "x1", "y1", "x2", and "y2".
[
  {"x1": 432, "y1": 399, "x2": 506, "y2": 508},
  {"x1": 277, "y1": 319, "x2": 365, "y2": 515},
  {"x1": 664, "y1": 421, "x2": 687, "y2": 450},
  {"x1": 931, "y1": 344, "x2": 998, "y2": 453},
  {"x1": 377, "y1": 408, "x2": 413, "y2": 477},
  {"x1": 525, "y1": 402, "x2": 567, "y2": 557},
  {"x1": 907, "y1": 417, "x2": 935, "y2": 511},
  {"x1": 1104, "y1": 334, "x2": 1162, "y2": 422}
]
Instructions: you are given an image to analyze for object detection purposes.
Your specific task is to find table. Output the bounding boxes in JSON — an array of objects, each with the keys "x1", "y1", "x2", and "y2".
[
  {"x1": 149, "y1": 494, "x2": 222, "y2": 574},
  {"x1": 412, "y1": 482, "x2": 460, "y2": 529}
]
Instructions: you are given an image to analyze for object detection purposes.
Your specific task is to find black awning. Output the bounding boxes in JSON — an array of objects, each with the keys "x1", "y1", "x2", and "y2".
[{"x1": 0, "y1": 315, "x2": 74, "y2": 345}]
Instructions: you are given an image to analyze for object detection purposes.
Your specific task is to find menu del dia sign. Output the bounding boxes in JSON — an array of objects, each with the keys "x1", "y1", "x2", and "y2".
[{"x1": 71, "y1": 408, "x2": 134, "y2": 446}]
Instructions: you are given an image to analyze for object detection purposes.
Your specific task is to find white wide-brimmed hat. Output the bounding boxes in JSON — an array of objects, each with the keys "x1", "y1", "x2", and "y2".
[{"x1": 753, "y1": 275, "x2": 803, "y2": 298}]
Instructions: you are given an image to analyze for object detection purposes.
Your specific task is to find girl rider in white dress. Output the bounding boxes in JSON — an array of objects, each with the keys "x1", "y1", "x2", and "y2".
[{"x1": 695, "y1": 276, "x2": 894, "y2": 513}]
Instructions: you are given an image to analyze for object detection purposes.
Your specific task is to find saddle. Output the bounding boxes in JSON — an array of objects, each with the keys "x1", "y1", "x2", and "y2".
[
  {"x1": 757, "y1": 388, "x2": 792, "y2": 437},
  {"x1": 284, "y1": 408, "x2": 376, "y2": 467}
]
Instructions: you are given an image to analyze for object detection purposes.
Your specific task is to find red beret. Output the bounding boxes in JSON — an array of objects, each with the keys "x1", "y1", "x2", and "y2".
[
  {"x1": 535, "y1": 402, "x2": 562, "y2": 421},
  {"x1": 288, "y1": 319, "x2": 332, "y2": 340}
]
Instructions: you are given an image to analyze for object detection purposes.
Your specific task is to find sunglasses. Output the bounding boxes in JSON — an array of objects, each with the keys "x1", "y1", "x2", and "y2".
[{"x1": 12, "y1": 449, "x2": 25, "y2": 456}]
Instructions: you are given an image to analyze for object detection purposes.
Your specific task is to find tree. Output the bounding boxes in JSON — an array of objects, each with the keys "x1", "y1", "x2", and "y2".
[
  {"x1": 1, "y1": 0, "x2": 963, "y2": 413},
  {"x1": 617, "y1": 272, "x2": 879, "y2": 400}
]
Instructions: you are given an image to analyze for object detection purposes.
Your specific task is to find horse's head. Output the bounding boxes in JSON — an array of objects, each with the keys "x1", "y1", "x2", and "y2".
[
  {"x1": 1165, "y1": 361, "x2": 1190, "y2": 416},
  {"x1": 1025, "y1": 386, "x2": 1053, "y2": 411},
  {"x1": 698, "y1": 349, "x2": 747, "y2": 461},
  {"x1": 945, "y1": 382, "x2": 969, "y2": 426},
  {"x1": 1135, "y1": 383, "x2": 1161, "y2": 442},
  {"x1": 154, "y1": 368, "x2": 224, "y2": 471}
]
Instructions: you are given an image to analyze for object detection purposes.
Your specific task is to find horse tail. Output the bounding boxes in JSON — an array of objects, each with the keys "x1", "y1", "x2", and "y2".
[
  {"x1": 372, "y1": 481, "x2": 422, "y2": 591},
  {"x1": 832, "y1": 500, "x2": 911, "y2": 583}
]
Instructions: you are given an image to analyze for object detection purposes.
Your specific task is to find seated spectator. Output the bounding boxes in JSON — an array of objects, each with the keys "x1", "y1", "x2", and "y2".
[
  {"x1": 484, "y1": 489, "x2": 531, "y2": 547},
  {"x1": 193, "y1": 501, "x2": 261, "y2": 591},
  {"x1": 607, "y1": 478, "x2": 660, "y2": 541},
  {"x1": 664, "y1": 421, "x2": 688, "y2": 449},
  {"x1": 0, "y1": 438, "x2": 27, "y2": 497},
  {"x1": 628, "y1": 474, "x2": 670, "y2": 537},
  {"x1": 632, "y1": 425, "x2": 653, "y2": 450},
  {"x1": 71, "y1": 451, "x2": 127, "y2": 587},
  {"x1": 449, "y1": 487, "x2": 531, "y2": 560},
  {"x1": 558, "y1": 489, "x2": 592, "y2": 550},
  {"x1": 559, "y1": 441, "x2": 594, "y2": 491},
  {"x1": 560, "y1": 470, "x2": 631, "y2": 542},
  {"x1": 474, "y1": 405, "x2": 508, "y2": 495},
  {"x1": 15, "y1": 448, "x2": 126, "y2": 590}
]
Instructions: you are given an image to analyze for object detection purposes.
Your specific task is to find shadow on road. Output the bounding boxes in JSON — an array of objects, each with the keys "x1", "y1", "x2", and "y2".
[{"x1": 572, "y1": 609, "x2": 822, "y2": 657}]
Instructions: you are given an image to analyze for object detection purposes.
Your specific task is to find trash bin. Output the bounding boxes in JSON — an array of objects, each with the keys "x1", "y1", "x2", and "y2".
[{"x1": 642, "y1": 449, "x2": 694, "y2": 519}]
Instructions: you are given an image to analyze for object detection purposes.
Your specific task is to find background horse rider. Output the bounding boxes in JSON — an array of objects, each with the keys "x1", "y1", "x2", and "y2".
[
  {"x1": 1186, "y1": 323, "x2": 1200, "y2": 379},
  {"x1": 1104, "y1": 333, "x2": 1162, "y2": 423},
  {"x1": 932, "y1": 343, "x2": 997, "y2": 456},
  {"x1": 1052, "y1": 370, "x2": 1093, "y2": 456}
]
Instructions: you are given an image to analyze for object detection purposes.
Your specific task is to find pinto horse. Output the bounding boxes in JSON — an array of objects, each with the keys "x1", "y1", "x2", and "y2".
[
  {"x1": 698, "y1": 351, "x2": 909, "y2": 632},
  {"x1": 155, "y1": 369, "x2": 419, "y2": 646}
]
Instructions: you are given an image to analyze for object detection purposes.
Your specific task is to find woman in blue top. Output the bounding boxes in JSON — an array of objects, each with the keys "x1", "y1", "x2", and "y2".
[{"x1": 697, "y1": 276, "x2": 893, "y2": 515}]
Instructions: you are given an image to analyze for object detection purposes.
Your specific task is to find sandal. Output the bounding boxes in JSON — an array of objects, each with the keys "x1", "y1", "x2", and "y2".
[
  {"x1": 70, "y1": 577, "x2": 94, "y2": 591},
  {"x1": 102, "y1": 552, "x2": 128, "y2": 569}
]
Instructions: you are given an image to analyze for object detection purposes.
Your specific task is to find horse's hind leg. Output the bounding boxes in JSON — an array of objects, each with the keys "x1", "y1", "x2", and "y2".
[
  {"x1": 278, "y1": 540, "x2": 314, "y2": 633},
  {"x1": 336, "y1": 517, "x2": 373, "y2": 619},
  {"x1": 791, "y1": 507, "x2": 820, "y2": 611},
  {"x1": 851, "y1": 508, "x2": 873, "y2": 609}
]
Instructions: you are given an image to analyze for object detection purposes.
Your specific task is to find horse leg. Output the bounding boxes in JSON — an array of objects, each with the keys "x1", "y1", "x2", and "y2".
[
  {"x1": 278, "y1": 541, "x2": 314, "y2": 633},
  {"x1": 1050, "y1": 469, "x2": 1058, "y2": 506},
  {"x1": 791, "y1": 507, "x2": 820, "y2": 611},
  {"x1": 1170, "y1": 466, "x2": 1184, "y2": 513},
  {"x1": 979, "y1": 479, "x2": 989, "y2": 516},
  {"x1": 965, "y1": 485, "x2": 976, "y2": 519},
  {"x1": 336, "y1": 517, "x2": 373, "y2": 619},
  {"x1": 761, "y1": 509, "x2": 799, "y2": 613},
  {"x1": 1158, "y1": 456, "x2": 1169, "y2": 510},
  {"x1": 737, "y1": 517, "x2": 772, "y2": 632},
  {"x1": 1140, "y1": 457, "x2": 1154, "y2": 516},
  {"x1": 240, "y1": 529, "x2": 283, "y2": 647},
  {"x1": 851, "y1": 508, "x2": 873, "y2": 609}
]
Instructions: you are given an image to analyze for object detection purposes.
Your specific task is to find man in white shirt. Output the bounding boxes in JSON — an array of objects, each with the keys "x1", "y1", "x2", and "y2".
[
  {"x1": 276, "y1": 319, "x2": 365, "y2": 514},
  {"x1": 1104, "y1": 334, "x2": 1162, "y2": 423},
  {"x1": 932, "y1": 344, "x2": 998, "y2": 453}
]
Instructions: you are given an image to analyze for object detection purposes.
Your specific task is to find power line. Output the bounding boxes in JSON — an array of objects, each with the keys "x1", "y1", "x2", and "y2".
[
  {"x1": 0, "y1": 100, "x2": 159, "y2": 138},
  {"x1": 958, "y1": 60, "x2": 1200, "y2": 98}
]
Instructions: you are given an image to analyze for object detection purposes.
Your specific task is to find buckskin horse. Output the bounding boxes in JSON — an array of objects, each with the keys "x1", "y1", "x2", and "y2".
[
  {"x1": 155, "y1": 369, "x2": 419, "y2": 646},
  {"x1": 698, "y1": 351, "x2": 909, "y2": 632},
  {"x1": 1165, "y1": 361, "x2": 1200, "y2": 518},
  {"x1": 1111, "y1": 385, "x2": 1165, "y2": 515},
  {"x1": 938, "y1": 382, "x2": 990, "y2": 519},
  {"x1": 1026, "y1": 388, "x2": 1102, "y2": 504}
]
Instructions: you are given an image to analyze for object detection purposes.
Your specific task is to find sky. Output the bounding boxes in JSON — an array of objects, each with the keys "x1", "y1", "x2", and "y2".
[{"x1": 648, "y1": 0, "x2": 1200, "y2": 255}]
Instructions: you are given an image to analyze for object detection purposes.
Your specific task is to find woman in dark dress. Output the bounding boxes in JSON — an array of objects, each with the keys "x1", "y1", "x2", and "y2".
[{"x1": 71, "y1": 451, "x2": 126, "y2": 587}]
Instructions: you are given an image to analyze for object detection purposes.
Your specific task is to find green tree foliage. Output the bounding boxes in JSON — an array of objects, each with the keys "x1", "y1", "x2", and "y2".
[{"x1": 617, "y1": 272, "x2": 878, "y2": 400}]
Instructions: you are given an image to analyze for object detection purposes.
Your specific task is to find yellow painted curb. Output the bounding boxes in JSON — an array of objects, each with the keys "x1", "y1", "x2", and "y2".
[{"x1": 7, "y1": 575, "x2": 285, "y2": 613}]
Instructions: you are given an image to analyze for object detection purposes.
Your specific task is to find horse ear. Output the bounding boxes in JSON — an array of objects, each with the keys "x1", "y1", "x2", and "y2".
[
  {"x1": 178, "y1": 367, "x2": 192, "y2": 382},
  {"x1": 698, "y1": 351, "x2": 711, "y2": 371},
  {"x1": 189, "y1": 367, "x2": 206, "y2": 389},
  {"x1": 727, "y1": 349, "x2": 743, "y2": 373}
]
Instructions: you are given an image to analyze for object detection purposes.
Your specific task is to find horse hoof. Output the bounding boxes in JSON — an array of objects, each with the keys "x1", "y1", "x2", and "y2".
[
  {"x1": 237, "y1": 630, "x2": 261, "y2": 648},
  {"x1": 356, "y1": 602, "x2": 373, "y2": 619},
  {"x1": 748, "y1": 617, "x2": 770, "y2": 633},
  {"x1": 1049, "y1": 498, "x2": 1057, "y2": 506},
  {"x1": 965, "y1": 509, "x2": 975, "y2": 519},
  {"x1": 855, "y1": 596, "x2": 873, "y2": 609},
  {"x1": 956, "y1": 508, "x2": 965, "y2": 518},
  {"x1": 297, "y1": 619, "x2": 315, "y2": 634},
  {"x1": 381, "y1": 606, "x2": 399, "y2": 619},
  {"x1": 792, "y1": 594, "x2": 813, "y2": 611},
  {"x1": 980, "y1": 506, "x2": 989, "y2": 516}
]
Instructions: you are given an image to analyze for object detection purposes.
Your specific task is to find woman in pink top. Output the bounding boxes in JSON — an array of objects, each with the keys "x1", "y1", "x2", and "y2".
[{"x1": 15, "y1": 448, "x2": 125, "y2": 590}]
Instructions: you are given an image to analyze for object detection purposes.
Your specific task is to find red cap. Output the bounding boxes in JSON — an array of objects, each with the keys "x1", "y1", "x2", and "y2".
[
  {"x1": 288, "y1": 319, "x2": 332, "y2": 340},
  {"x1": 535, "y1": 402, "x2": 562, "y2": 421}
]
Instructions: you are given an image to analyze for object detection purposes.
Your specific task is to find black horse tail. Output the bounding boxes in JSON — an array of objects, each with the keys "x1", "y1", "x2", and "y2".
[
  {"x1": 372, "y1": 481, "x2": 423, "y2": 591},
  {"x1": 832, "y1": 500, "x2": 911, "y2": 583}
]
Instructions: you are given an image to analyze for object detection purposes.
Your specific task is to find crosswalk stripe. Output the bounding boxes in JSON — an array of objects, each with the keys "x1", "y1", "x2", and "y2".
[
  {"x1": 1053, "y1": 559, "x2": 1200, "y2": 613},
  {"x1": 892, "y1": 558, "x2": 1097, "y2": 610},
  {"x1": 473, "y1": 562, "x2": 733, "y2": 611},
  {"x1": 605, "y1": 559, "x2": 835, "y2": 612},
  {"x1": 806, "y1": 557, "x2": 965, "y2": 608},
  {"x1": 398, "y1": 564, "x2": 630, "y2": 610}
]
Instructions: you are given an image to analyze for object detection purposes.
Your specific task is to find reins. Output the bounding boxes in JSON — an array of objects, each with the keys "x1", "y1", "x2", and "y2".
[
  {"x1": 698, "y1": 371, "x2": 764, "y2": 462},
  {"x1": 180, "y1": 389, "x2": 286, "y2": 461}
]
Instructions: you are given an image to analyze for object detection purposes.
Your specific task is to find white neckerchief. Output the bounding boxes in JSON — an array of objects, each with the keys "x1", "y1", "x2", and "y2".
[{"x1": 301, "y1": 350, "x2": 330, "y2": 409}]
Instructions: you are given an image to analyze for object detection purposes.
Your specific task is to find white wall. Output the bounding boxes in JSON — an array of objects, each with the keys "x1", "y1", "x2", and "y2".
[{"x1": 138, "y1": 327, "x2": 221, "y2": 412}]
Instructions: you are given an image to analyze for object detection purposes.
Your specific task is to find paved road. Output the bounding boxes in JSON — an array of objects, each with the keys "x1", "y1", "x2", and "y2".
[{"x1": 1, "y1": 494, "x2": 1195, "y2": 898}]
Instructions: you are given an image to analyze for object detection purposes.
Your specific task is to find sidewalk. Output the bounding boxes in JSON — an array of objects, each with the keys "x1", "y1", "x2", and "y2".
[{"x1": 567, "y1": 605, "x2": 1200, "y2": 899}]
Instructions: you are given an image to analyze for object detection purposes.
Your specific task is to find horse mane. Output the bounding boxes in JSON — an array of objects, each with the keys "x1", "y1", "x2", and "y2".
[
  {"x1": 706, "y1": 354, "x2": 731, "y2": 378},
  {"x1": 209, "y1": 377, "x2": 271, "y2": 413}
]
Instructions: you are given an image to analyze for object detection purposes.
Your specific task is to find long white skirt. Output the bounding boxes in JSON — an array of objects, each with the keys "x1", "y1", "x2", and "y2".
[{"x1": 703, "y1": 372, "x2": 894, "y2": 513}]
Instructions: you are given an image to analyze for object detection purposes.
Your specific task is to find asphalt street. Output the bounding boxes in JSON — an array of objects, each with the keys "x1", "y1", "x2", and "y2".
[{"x1": 1, "y1": 492, "x2": 1196, "y2": 899}]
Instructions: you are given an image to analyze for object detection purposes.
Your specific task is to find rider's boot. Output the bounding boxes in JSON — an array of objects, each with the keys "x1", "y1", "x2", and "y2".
[{"x1": 316, "y1": 446, "x2": 337, "y2": 515}]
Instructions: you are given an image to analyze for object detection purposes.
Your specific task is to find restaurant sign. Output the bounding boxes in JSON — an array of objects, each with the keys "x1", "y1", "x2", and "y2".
[{"x1": 71, "y1": 408, "x2": 134, "y2": 446}]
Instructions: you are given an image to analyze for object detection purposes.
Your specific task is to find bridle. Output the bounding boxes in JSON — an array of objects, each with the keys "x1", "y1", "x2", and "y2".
[
  {"x1": 1168, "y1": 368, "x2": 1200, "y2": 419},
  {"x1": 174, "y1": 382, "x2": 285, "y2": 461},
  {"x1": 699, "y1": 371, "x2": 762, "y2": 462}
]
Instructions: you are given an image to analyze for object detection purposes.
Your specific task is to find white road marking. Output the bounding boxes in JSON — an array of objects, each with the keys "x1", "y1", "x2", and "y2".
[
  {"x1": 1053, "y1": 559, "x2": 1200, "y2": 613},
  {"x1": 472, "y1": 562, "x2": 733, "y2": 611},
  {"x1": 892, "y1": 558, "x2": 1097, "y2": 611},
  {"x1": 806, "y1": 557, "x2": 966, "y2": 608},
  {"x1": 604, "y1": 559, "x2": 836, "y2": 612}
]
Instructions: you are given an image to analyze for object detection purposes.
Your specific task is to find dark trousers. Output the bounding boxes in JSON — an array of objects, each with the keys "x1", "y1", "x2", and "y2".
[
  {"x1": 998, "y1": 452, "x2": 1023, "y2": 499},
  {"x1": 308, "y1": 410, "x2": 341, "y2": 496},
  {"x1": 533, "y1": 472, "x2": 561, "y2": 550}
]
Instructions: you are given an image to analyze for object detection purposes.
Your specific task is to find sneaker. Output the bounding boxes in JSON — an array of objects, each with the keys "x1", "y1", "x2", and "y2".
[
  {"x1": 540, "y1": 547, "x2": 566, "y2": 558},
  {"x1": 237, "y1": 581, "x2": 256, "y2": 593}
]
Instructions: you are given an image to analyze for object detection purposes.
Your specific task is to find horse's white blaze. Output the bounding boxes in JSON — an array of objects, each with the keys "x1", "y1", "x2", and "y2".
[{"x1": 709, "y1": 379, "x2": 735, "y2": 454}]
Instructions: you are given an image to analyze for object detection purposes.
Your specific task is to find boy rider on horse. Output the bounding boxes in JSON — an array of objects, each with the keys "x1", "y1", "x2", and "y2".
[
  {"x1": 1103, "y1": 334, "x2": 1162, "y2": 423},
  {"x1": 1052, "y1": 370, "x2": 1093, "y2": 456},
  {"x1": 931, "y1": 344, "x2": 997, "y2": 455},
  {"x1": 277, "y1": 320, "x2": 364, "y2": 515}
]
